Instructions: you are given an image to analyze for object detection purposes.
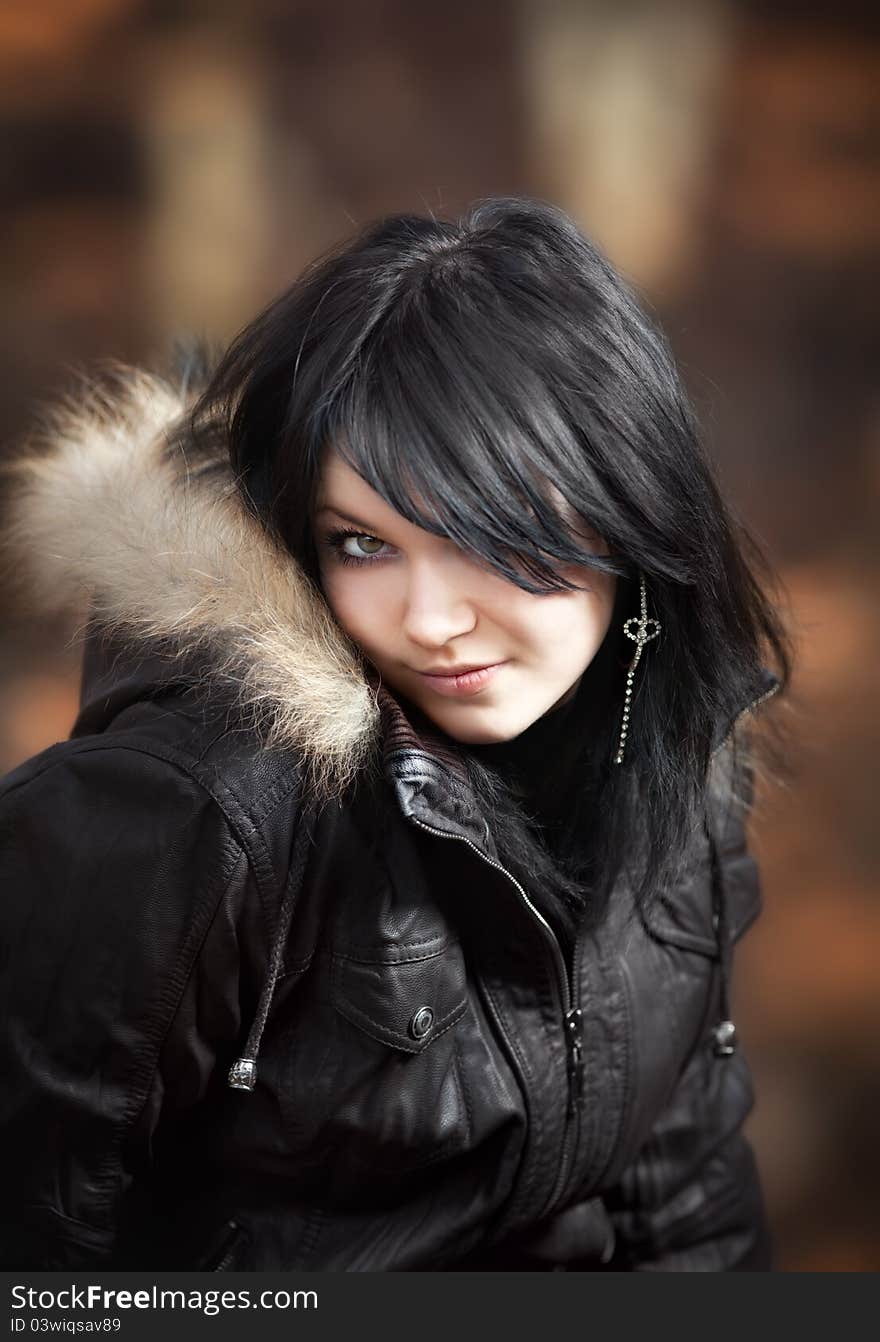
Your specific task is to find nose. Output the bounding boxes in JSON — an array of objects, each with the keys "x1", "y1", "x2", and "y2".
[{"x1": 400, "y1": 553, "x2": 478, "y2": 649}]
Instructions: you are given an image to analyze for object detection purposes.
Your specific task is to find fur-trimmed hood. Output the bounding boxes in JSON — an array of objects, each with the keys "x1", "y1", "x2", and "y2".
[{"x1": 1, "y1": 367, "x2": 382, "y2": 800}]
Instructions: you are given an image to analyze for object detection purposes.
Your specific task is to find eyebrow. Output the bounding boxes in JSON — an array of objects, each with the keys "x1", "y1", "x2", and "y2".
[{"x1": 313, "y1": 505, "x2": 382, "y2": 532}]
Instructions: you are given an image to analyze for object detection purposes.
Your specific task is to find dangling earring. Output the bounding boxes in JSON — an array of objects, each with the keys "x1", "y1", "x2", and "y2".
[{"x1": 614, "y1": 570, "x2": 661, "y2": 765}]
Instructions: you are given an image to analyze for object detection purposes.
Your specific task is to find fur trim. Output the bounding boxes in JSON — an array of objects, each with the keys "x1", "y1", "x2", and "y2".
[{"x1": 0, "y1": 365, "x2": 381, "y2": 800}]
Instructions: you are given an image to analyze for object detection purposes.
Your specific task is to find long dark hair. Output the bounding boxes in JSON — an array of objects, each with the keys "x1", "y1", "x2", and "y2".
[{"x1": 169, "y1": 196, "x2": 794, "y2": 939}]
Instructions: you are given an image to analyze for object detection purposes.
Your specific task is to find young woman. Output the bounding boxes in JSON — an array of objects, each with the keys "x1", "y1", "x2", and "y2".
[{"x1": 0, "y1": 196, "x2": 792, "y2": 1271}]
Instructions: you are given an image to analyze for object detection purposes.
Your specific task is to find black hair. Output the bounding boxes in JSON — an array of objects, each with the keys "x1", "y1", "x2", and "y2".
[{"x1": 170, "y1": 196, "x2": 794, "y2": 939}]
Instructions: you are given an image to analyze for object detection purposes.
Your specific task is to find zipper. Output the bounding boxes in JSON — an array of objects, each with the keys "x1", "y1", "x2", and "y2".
[
  {"x1": 554, "y1": 931, "x2": 586, "y2": 1210},
  {"x1": 201, "y1": 1219, "x2": 243, "y2": 1271},
  {"x1": 403, "y1": 809, "x2": 584, "y2": 1215}
]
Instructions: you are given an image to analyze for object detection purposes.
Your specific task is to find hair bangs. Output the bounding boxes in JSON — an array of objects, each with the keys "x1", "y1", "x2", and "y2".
[{"x1": 319, "y1": 279, "x2": 618, "y2": 595}]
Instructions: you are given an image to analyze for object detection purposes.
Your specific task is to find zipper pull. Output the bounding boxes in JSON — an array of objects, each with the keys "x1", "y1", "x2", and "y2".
[{"x1": 564, "y1": 1007, "x2": 584, "y2": 1116}]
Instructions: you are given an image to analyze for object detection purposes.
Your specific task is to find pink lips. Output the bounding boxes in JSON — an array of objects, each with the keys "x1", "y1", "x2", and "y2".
[{"x1": 417, "y1": 662, "x2": 507, "y2": 698}]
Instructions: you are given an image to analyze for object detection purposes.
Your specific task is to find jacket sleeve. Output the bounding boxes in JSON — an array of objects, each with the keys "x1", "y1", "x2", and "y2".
[
  {"x1": 0, "y1": 741, "x2": 257, "y2": 1269},
  {"x1": 602, "y1": 736, "x2": 773, "y2": 1272}
]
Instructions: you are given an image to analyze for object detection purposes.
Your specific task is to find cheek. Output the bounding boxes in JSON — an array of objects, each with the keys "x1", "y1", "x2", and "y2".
[
  {"x1": 526, "y1": 585, "x2": 616, "y2": 662},
  {"x1": 317, "y1": 568, "x2": 357, "y2": 632},
  {"x1": 319, "y1": 569, "x2": 391, "y2": 651}
]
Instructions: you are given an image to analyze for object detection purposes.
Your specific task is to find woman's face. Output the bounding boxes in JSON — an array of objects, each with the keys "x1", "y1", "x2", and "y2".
[{"x1": 313, "y1": 446, "x2": 617, "y2": 744}]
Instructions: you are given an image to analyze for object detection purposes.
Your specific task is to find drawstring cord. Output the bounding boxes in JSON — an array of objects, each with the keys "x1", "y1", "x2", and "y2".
[
  {"x1": 228, "y1": 795, "x2": 319, "y2": 1091},
  {"x1": 704, "y1": 803, "x2": 737, "y2": 1058}
]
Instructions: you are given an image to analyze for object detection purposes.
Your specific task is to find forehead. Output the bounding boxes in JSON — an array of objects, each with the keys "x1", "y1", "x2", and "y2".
[
  {"x1": 313, "y1": 443, "x2": 433, "y2": 524},
  {"x1": 313, "y1": 444, "x2": 366, "y2": 501}
]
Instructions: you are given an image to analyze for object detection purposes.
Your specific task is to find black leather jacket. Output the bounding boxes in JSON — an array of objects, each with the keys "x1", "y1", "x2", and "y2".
[{"x1": 0, "y1": 371, "x2": 780, "y2": 1271}]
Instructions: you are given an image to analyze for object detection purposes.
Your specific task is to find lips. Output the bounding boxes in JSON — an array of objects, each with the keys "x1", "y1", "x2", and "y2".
[
  {"x1": 417, "y1": 663, "x2": 497, "y2": 676},
  {"x1": 416, "y1": 661, "x2": 507, "y2": 698}
]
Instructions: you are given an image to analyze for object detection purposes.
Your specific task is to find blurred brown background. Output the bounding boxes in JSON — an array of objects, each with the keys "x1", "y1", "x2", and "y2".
[{"x1": 1, "y1": 0, "x2": 878, "y2": 1271}]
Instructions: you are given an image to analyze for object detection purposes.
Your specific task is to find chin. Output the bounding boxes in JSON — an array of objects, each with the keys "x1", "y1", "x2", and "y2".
[{"x1": 432, "y1": 709, "x2": 529, "y2": 747}]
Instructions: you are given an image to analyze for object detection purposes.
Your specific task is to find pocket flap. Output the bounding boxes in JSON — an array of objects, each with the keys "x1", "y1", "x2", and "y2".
[
  {"x1": 639, "y1": 833, "x2": 763, "y2": 957},
  {"x1": 330, "y1": 941, "x2": 469, "y2": 1053}
]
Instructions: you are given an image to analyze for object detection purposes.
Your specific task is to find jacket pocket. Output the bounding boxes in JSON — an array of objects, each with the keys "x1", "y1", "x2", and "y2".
[
  {"x1": 277, "y1": 937, "x2": 472, "y2": 1179},
  {"x1": 637, "y1": 826, "x2": 763, "y2": 957},
  {"x1": 329, "y1": 937, "x2": 469, "y2": 1052}
]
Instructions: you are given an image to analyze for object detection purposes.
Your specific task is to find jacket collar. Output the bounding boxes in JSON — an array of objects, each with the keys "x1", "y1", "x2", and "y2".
[
  {"x1": 710, "y1": 665, "x2": 781, "y2": 756},
  {"x1": 366, "y1": 668, "x2": 505, "y2": 861}
]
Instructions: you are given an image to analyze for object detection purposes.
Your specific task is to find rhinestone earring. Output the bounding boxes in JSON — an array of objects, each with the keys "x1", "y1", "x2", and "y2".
[{"x1": 614, "y1": 570, "x2": 661, "y2": 765}]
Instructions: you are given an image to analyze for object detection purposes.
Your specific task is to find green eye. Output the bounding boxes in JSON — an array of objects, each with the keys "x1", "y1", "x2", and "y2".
[
  {"x1": 351, "y1": 535, "x2": 384, "y2": 555},
  {"x1": 322, "y1": 527, "x2": 391, "y2": 567}
]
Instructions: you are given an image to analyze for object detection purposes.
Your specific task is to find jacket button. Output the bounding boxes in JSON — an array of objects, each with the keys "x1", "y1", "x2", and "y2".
[{"x1": 408, "y1": 1006, "x2": 434, "y2": 1040}]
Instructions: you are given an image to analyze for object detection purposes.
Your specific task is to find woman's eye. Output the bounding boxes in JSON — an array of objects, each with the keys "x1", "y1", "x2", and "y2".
[
  {"x1": 347, "y1": 534, "x2": 384, "y2": 557},
  {"x1": 322, "y1": 527, "x2": 391, "y2": 567}
]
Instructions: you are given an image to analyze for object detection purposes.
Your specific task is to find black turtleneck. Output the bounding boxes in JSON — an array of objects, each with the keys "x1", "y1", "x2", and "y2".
[{"x1": 468, "y1": 677, "x2": 585, "y2": 826}]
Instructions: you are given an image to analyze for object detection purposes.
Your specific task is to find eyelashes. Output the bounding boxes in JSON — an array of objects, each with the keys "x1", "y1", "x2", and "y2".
[{"x1": 320, "y1": 526, "x2": 393, "y2": 568}]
